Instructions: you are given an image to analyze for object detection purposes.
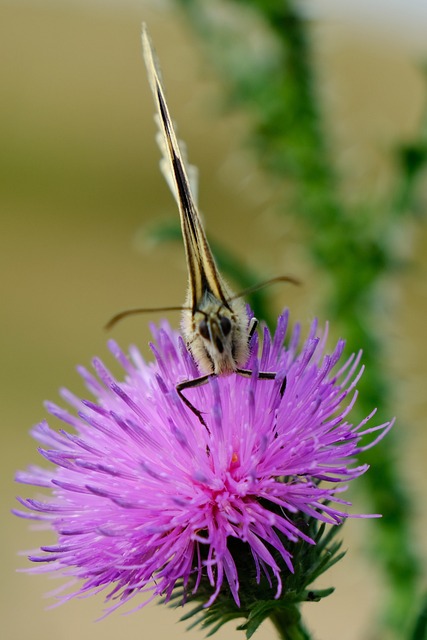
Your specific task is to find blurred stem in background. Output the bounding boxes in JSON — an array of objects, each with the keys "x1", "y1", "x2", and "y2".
[{"x1": 172, "y1": 0, "x2": 427, "y2": 636}]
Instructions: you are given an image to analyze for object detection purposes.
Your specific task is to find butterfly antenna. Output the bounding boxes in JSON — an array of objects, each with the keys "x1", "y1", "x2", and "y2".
[
  {"x1": 229, "y1": 275, "x2": 300, "y2": 301},
  {"x1": 105, "y1": 306, "x2": 187, "y2": 331}
]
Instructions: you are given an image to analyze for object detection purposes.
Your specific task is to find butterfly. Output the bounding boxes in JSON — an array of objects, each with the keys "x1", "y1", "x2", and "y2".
[{"x1": 107, "y1": 26, "x2": 295, "y2": 429}]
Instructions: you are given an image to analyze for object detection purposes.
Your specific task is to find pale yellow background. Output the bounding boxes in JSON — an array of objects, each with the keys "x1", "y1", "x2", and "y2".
[{"x1": 2, "y1": 2, "x2": 426, "y2": 640}]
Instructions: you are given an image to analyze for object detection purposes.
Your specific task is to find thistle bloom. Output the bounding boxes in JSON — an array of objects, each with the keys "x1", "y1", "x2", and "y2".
[{"x1": 15, "y1": 311, "x2": 392, "y2": 615}]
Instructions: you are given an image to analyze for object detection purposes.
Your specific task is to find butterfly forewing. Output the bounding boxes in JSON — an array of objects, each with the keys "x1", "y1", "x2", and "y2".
[{"x1": 142, "y1": 27, "x2": 250, "y2": 375}]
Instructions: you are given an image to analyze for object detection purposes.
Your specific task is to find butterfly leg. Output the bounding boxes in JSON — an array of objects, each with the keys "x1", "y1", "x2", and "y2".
[
  {"x1": 248, "y1": 317, "x2": 258, "y2": 340},
  {"x1": 245, "y1": 319, "x2": 286, "y2": 394},
  {"x1": 236, "y1": 368, "x2": 287, "y2": 397},
  {"x1": 176, "y1": 374, "x2": 212, "y2": 431}
]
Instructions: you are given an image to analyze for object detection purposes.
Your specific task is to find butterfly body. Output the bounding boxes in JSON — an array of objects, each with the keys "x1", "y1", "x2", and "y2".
[
  {"x1": 182, "y1": 289, "x2": 249, "y2": 375},
  {"x1": 101, "y1": 27, "x2": 291, "y2": 427}
]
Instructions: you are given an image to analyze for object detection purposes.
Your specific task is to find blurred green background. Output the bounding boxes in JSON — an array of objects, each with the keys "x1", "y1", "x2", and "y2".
[{"x1": 2, "y1": 2, "x2": 427, "y2": 639}]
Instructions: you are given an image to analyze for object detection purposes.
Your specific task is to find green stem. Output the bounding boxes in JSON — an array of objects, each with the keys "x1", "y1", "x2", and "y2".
[{"x1": 270, "y1": 607, "x2": 312, "y2": 640}]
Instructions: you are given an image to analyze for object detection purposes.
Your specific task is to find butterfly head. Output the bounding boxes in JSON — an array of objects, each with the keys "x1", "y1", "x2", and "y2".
[{"x1": 182, "y1": 292, "x2": 250, "y2": 376}]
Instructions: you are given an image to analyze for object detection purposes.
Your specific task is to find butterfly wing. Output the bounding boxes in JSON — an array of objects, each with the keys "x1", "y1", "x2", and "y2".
[{"x1": 142, "y1": 27, "x2": 231, "y2": 312}]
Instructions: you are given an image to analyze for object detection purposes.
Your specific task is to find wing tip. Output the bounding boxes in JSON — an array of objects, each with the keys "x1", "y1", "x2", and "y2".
[
  {"x1": 141, "y1": 22, "x2": 149, "y2": 48},
  {"x1": 141, "y1": 23, "x2": 157, "y2": 89}
]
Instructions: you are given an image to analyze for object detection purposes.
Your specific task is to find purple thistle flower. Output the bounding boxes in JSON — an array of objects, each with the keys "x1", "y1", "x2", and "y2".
[{"x1": 14, "y1": 310, "x2": 393, "y2": 615}]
